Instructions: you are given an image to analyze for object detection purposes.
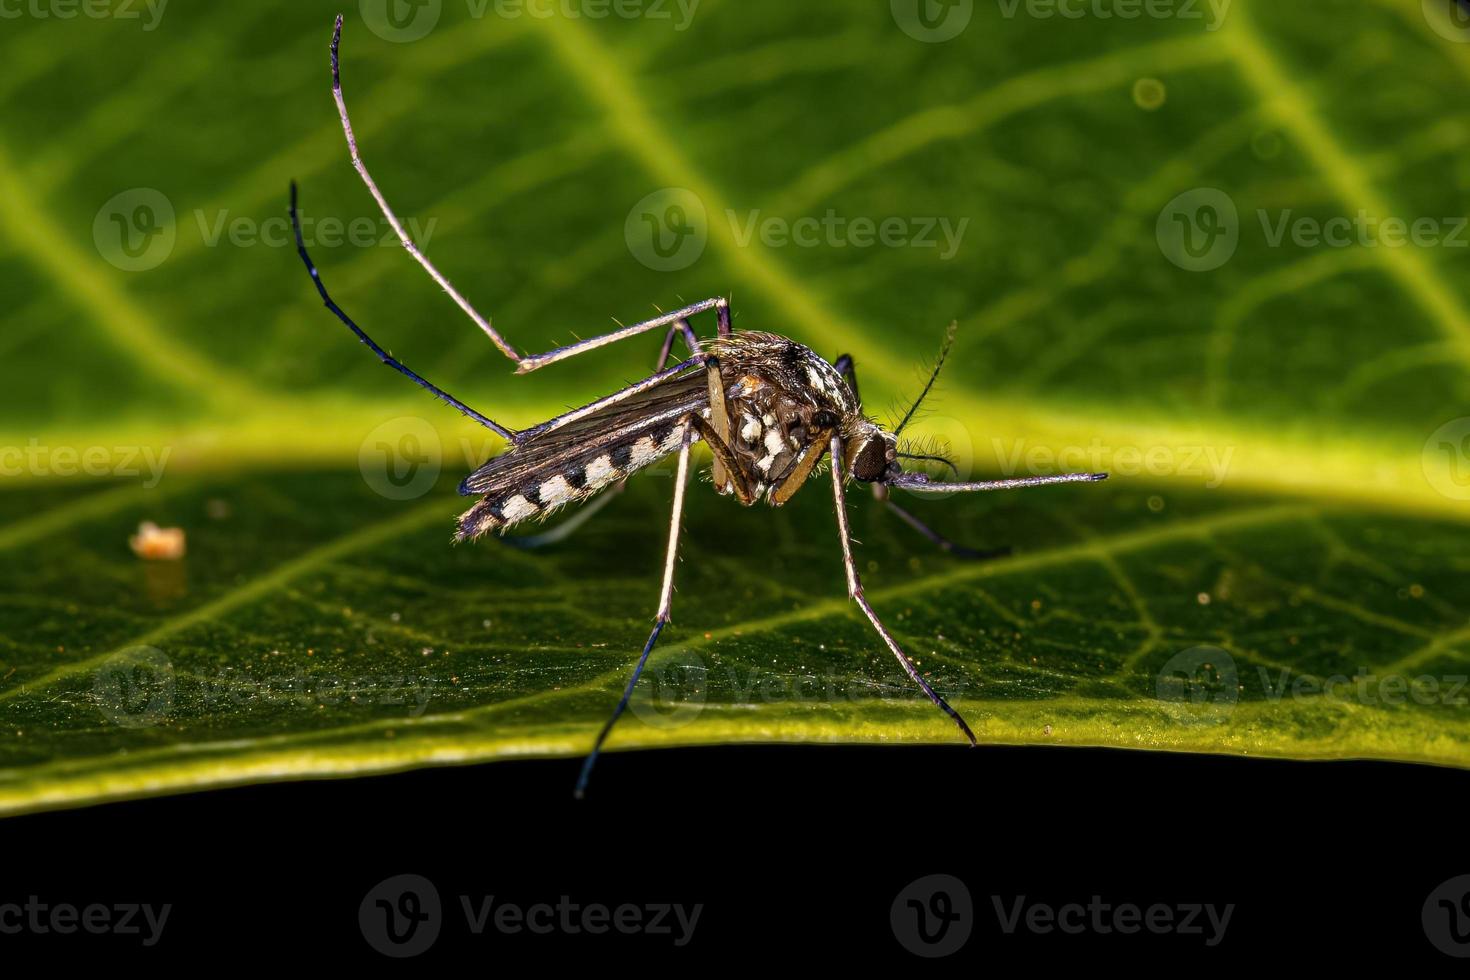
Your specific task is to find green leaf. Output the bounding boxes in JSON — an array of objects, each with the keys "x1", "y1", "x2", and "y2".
[{"x1": 4, "y1": 0, "x2": 1470, "y2": 814}]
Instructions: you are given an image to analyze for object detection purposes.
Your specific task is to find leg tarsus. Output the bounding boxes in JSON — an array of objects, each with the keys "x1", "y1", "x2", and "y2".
[
  {"x1": 828, "y1": 435, "x2": 977, "y2": 746},
  {"x1": 289, "y1": 182, "x2": 514, "y2": 440},
  {"x1": 574, "y1": 423, "x2": 694, "y2": 798},
  {"x1": 574, "y1": 617, "x2": 667, "y2": 799},
  {"x1": 883, "y1": 498, "x2": 1010, "y2": 562}
]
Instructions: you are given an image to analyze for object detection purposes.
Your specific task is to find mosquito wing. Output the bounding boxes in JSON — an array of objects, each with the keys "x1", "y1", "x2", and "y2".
[{"x1": 455, "y1": 368, "x2": 709, "y2": 539}]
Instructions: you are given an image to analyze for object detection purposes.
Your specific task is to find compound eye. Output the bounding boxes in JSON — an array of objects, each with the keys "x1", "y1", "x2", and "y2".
[{"x1": 852, "y1": 437, "x2": 888, "y2": 482}]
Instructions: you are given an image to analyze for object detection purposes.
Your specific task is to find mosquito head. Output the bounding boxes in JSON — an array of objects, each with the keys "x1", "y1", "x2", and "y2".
[{"x1": 843, "y1": 421, "x2": 900, "y2": 483}]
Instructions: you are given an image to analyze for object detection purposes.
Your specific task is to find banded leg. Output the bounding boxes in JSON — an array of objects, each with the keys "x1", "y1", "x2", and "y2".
[
  {"x1": 833, "y1": 352, "x2": 1008, "y2": 560},
  {"x1": 327, "y1": 16, "x2": 730, "y2": 376},
  {"x1": 828, "y1": 436, "x2": 977, "y2": 746},
  {"x1": 574, "y1": 421, "x2": 695, "y2": 798}
]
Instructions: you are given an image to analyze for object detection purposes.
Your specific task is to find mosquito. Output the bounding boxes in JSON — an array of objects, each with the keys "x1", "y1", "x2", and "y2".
[{"x1": 292, "y1": 16, "x2": 1107, "y2": 797}]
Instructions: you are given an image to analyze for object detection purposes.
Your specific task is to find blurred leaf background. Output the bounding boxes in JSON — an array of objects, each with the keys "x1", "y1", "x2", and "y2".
[{"x1": 3, "y1": 0, "x2": 1470, "y2": 814}]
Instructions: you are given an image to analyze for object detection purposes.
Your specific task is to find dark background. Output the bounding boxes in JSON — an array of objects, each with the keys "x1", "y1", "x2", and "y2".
[{"x1": 9, "y1": 745, "x2": 1463, "y2": 967}]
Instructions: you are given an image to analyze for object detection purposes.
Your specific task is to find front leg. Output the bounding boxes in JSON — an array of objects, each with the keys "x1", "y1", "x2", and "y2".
[
  {"x1": 690, "y1": 415, "x2": 755, "y2": 506},
  {"x1": 833, "y1": 352, "x2": 1008, "y2": 561},
  {"x1": 703, "y1": 353, "x2": 735, "y2": 494},
  {"x1": 828, "y1": 436, "x2": 977, "y2": 745}
]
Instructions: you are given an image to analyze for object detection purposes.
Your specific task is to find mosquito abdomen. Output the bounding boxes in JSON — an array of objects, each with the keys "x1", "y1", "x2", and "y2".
[{"x1": 456, "y1": 422, "x2": 693, "y2": 541}]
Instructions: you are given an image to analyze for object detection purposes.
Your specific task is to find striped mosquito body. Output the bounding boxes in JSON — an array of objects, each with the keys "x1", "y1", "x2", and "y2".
[
  {"x1": 455, "y1": 332, "x2": 869, "y2": 539},
  {"x1": 294, "y1": 15, "x2": 1109, "y2": 799},
  {"x1": 456, "y1": 373, "x2": 707, "y2": 540}
]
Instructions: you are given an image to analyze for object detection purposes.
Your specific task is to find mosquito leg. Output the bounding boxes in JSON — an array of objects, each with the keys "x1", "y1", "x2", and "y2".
[
  {"x1": 836, "y1": 351, "x2": 1010, "y2": 558},
  {"x1": 290, "y1": 183, "x2": 514, "y2": 440},
  {"x1": 880, "y1": 493, "x2": 1011, "y2": 561},
  {"x1": 703, "y1": 354, "x2": 735, "y2": 493},
  {"x1": 690, "y1": 415, "x2": 754, "y2": 505},
  {"x1": 655, "y1": 318, "x2": 701, "y2": 370},
  {"x1": 574, "y1": 421, "x2": 695, "y2": 798},
  {"x1": 829, "y1": 435, "x2": 978, "y2": 746},
  {"x1": 833, "y1": 353, "x2": 860, "y2": 407},
  {"x1": 716, "y1": 297, "x2": 732, "y2": 337},
  {"x1": 517, "y1": 299, "x2": 728, "y2": 374},
  {"x1": 512, "y1": 355, "x2": 708, "y2": 445},
  {"x1": 328, "y1": 17, "x2": 518, "y2": 363},
  {"x1": 501, "y1": 321, "x2": 698, "y2": 548},
  {"x1": 328, "y1": 19, "x2": 732, "y2": 375}
]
